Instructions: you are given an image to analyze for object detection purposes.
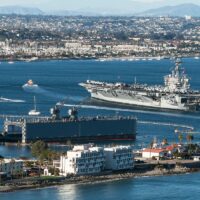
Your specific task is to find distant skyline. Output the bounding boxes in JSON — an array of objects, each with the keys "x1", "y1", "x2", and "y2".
[{"x1": 0, "y1": 0, "x2": 200, "y2": 14}]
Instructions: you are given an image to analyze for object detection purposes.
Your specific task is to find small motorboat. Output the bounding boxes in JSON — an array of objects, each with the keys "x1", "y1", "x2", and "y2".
[{"x1": 22, "y1": 79, "x2": 38, "y2": 89}]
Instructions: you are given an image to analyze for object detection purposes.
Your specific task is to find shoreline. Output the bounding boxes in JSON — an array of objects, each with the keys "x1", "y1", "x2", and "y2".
[
  {"x1": 0, "y1": 55, "x2": 199, "y2": 63},
  {"x1": 0, "y1": 166, "x2": 199, "y2": 193}
]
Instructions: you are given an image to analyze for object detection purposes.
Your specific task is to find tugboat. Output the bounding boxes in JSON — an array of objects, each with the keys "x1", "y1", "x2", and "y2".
[
  {"x1": 22, "y1": 79, "x2": 38, "y2": 89},
  {"x1": 80, "y1": 59, "x2": 200, "y2": 111}
]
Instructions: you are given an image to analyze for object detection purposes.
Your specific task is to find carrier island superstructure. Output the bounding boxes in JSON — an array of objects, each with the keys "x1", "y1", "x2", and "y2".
[
  {"x1": 0, "y1": 106, "x2": 136, "y2": 144},
  {"x1": 80, "y1": 60, "x2": 200, "y2": 111}
]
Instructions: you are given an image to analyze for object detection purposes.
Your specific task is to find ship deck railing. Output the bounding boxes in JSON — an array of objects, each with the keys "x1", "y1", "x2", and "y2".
[{"x1": 0, "y1": 115, "x2": 136, "y2": 124}]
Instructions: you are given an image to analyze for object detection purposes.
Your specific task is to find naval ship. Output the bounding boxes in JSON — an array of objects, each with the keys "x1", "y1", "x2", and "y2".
[{"x1": 80, "y1": 59, "x2": 200, "y2": 111}]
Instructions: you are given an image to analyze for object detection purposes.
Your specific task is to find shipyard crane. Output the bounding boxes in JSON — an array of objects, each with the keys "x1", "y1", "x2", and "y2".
[{"x1": 55, "y1": 101, "x2": 79, "y2": 120}]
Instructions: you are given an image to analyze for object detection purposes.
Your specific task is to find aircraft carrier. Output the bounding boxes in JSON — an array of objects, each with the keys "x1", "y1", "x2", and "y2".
[
  {"x1": 80, "y1": 59, "x2": 200, "y2": 111},
  {"x1": 0, "y1": 106, "x2": 136, "y2": 144}
]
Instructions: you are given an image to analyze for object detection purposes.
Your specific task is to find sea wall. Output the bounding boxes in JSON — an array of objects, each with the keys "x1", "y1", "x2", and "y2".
[{"x1": 1, "y1": 160, "x2": 200, "y2": 193}]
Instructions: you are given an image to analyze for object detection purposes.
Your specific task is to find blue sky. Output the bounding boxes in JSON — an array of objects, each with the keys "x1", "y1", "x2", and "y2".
[{"x1": 0, "y1": 0, "x2": 199, "y2": 13}]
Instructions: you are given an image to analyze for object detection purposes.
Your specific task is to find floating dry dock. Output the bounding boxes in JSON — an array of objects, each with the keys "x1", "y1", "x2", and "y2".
[{"x1": 0, "y1": 107, "x2": 136, "y2": 144}]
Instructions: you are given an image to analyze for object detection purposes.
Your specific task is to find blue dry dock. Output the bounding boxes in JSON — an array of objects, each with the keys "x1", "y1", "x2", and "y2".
[{"x1": 0, "y1": 106, "x2": 137, "y2": 144}]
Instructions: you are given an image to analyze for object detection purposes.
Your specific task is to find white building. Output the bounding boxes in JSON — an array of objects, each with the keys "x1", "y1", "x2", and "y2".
[
  {"x1": 193, "y1": 156, "x2": 200, "y2": 161},
  {"x1": 43, "y1": 168, "x2": 52, "y2": 176},
  {"x1": 142, "y1": 148, "x2": 166, "y2": 159},
  {"x1": 185, "y1": 15, "x2": 192, "y2": 20},
  {"x1": 60, "y1": 144, "x2": 105, "y2": 176},
  {"x1": 104, "y1": 146, "x2": 134, "y2": 171},
  {"x1": 0, "y1": 159, "x2": 23, "y2": 176}
]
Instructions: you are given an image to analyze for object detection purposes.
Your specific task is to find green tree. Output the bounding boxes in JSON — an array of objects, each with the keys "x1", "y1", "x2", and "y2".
[
  {"x1": 24, "y1": 161, "x2": 33, "y2": 168},
  {"x1": 178, "y1": 134, "x2": 183, "y2": 144},
  {"x1": 31, "y1": 140, "x2": 60, "y2": 163},
  {"x1": 162, "y1": 138, "x2": 168, "y2": 145},
  {"x1": 31, "y1": 140, "x2": 48, "y2": 177},
  {"x1": 31, "y1": 140, "x2": 48, "y2": 159},
  {"x1": 54, "y1": 168, "x2": 60, "y2": 176}
]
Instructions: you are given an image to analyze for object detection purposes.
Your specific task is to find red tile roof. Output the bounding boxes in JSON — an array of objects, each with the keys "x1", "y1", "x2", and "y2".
[
  {"x1": 165, "y1": 145, "x2": 178, "y2": 151},
  {"x1": 142, "y1": 148, "x2": 165, "y2": 153}
]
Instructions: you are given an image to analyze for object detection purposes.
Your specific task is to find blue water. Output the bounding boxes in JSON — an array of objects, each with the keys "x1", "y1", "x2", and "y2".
[
  {"x1": 0, "y1": 58, "x2": 200, "y2": 158},
  {"x1": 0, "y1": 58, "x2": 200, "y2": 199},
  {"x1": 1, "y1": 173, "x2": 200, "y2": 200}
]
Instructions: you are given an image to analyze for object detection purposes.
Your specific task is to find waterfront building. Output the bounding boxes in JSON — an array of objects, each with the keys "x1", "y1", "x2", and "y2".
[
  {"x1": 142, "y1": 148, "x2": 166, "y2": 160},
  {"x1": 193, "y1": 155, "x2": 200, "y2": 161},
  {"x1": 0, "y1": 159, "x2": 23, "y2": 176},
  {"x1": 43, "y1": 168, "x2": 52, "y2": 176},
  {"x1": 104, "y1": 146, "x2": 134, "y2": 170},
  {"x1": 58, "y1": 144, "x2": 134, "y2": 176},
  {"x1": 165, "y1": 145, "x2": 178, "y2": 155},
  {"x1": 60, "y1": 144, "x2": 105, "y2": 176},
  {"x1": 53, "y1": 160, "x2": 60, "y2": 169}
]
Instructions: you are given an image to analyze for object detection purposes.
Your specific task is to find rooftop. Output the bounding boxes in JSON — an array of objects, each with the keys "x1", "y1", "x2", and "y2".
[{"x1": 142, "y1": 148, "x2": 165, "y2": 153}]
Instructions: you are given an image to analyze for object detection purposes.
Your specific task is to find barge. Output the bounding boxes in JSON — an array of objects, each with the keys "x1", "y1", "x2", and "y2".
[{"x1": 1, "y1": 106, "x2": 136, "y2": 144}]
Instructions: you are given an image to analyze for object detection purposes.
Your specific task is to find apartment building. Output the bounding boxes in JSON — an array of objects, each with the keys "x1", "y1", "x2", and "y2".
[
  {"x1": 104, "y1": 146, "x2": 134, "y2": 170},
  {"x1": 60, "y1": 144, "x2": 105, "y2": 176}
]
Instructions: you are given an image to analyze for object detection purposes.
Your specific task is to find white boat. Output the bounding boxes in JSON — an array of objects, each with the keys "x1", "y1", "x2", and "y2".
[
  {"x1": 22, "y1": 79, "x2": 38, "y2": 89},
  {"x1": 156, "y1": 57, "x2": 161, "y2": 60},
  {"x1": 99, "y1": 59, "x2": 106, "y2": 62},
  {"x1": 24, "y1": 57, "x2": 39, "y2": 62},
  {"x1": 8, "y1": 61, "x2": 14, "y2": 64},
  {"x1": 28, "y1": 96, "x2": 41, "y2": 116}
]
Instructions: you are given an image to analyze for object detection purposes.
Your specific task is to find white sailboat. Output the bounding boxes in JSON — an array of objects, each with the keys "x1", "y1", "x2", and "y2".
[{"x1": 28, "y1": 96, "x2": 41, "y2": 116}]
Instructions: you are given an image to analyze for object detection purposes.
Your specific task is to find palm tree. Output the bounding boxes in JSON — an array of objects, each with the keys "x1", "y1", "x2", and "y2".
[
  {"x1": 162, "y1": 138, "x2": 168, "y2": 146},
  {"x1": 149, "y1": 140, "x2": 154, "y2": 159},
  {"x1": 149, "y1": 140, "x2": 154, "y2": 149},
  {"x1": 186, "y1": 134, "x2": 194, "y2": 144},
  {"x1": 178, "y1": 134, "x2": 183, "y2": 144},
  {"x1": 187, "y1": 134, "x2": 194, "y2": 157}
]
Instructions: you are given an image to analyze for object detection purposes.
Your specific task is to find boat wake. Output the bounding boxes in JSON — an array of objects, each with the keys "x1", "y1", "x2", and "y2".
[
  {"x1": 61, "y1": 103, "x2": 200, "y2": 120},
  {"x1": 61, "y1": 103, "x2": 137, "y2": 112},
  {"x1": 138, "y1": 120, "x2": 193, "y2": 130},
  {"x1": 23, "y1": 86, "x2": 83, "y2": 102},
  {"x1": 0, "y1": 97, "x2": 25, "y2": 103},
  {"x1": 61, "y1": 103, "x2": 195, "y2": 130}
]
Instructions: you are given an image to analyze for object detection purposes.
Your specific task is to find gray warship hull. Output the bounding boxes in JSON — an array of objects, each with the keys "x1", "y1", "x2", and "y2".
[{"x1": 80, "y1": 59, "x2": 200, "y2": 112}]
